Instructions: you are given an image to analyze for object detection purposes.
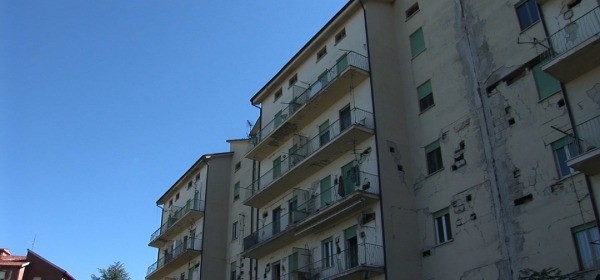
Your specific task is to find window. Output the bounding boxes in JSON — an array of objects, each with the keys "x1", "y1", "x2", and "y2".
[
  {"x1": 532, "y1": 63, "x2": 561, "y2": 100},
  {"x1": 552, "y1": 136, "x2": 579, "y2": 177},
  {"x1": 274, "y1": 88, "x2": 282, "y2": 102},
  {"x1": 317, "y1": 46, "x2": 327, "y2": 61},
  {"x1": 319, "y1": 120, "x2": 330, "y2": 146},
  {"x1": 516, "y1": 0, "x2": 540, "y2": 30},
  {"x1": 409, "y1": 27, "x2": 426, "y2": 57},
  {"x1": 234, "y1": 161, "x2": 241, "y2": 172},
  {"x1": 233, "y1": 181, "x2": 240, "y2": 200},
  {"x1": 230, "y1": 261, "x2": 237, "y2": 280},
  {"x1": 339, "y1": 105, "x2": 351, "y2": 131},
  {"x1": 417, "y1": 80, "x2": 434, "y2": 112},
  {"x1": 405, "y1": 2, "x2": 420, "y2": 19},
  {"x1": 425, "y1": 140, "x2": 443, "y2": 174},
  {"x1": 195, "y1": 173, "x2": 200, "y2": 181},
  {"x1": 232, "y1": 221, "x2": 239, "y2": 240},
  {"x1": 169, "y1": 199, "x2": 173, "y2": 207},
  {"x1": 180, "y1": 272, "x2": 185, "y2": 280},
  {"x1": 335, "y1": 28, "x2": 346, "y2": 44},
  {"x1": 187, "y1": 181, "x2": 192, "y2": 190},
  {"x1": 0, "y1": 272, "x2": 6, "y2": 280},
  {"x1": 175, "y1": 192, "x2": 180, "y2": 201},
  {"x1": 573, "y1": 222, "x2": 600, "y2": 270},
  {"x1": 288, "y1": 73, "x2": 298, "y2": 87},
  {"x1": 322, "y1": 237, "x2": 334, "y2": 268},
  {"x1": 434, "y1": 208, "x2": 452, "y2": 244},
  {"x1": 273, "y1": 156, "x2": 282, "y2": 179}
]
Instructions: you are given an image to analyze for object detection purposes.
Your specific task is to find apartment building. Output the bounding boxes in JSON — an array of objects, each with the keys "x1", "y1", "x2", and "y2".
[
  {"x1": 148, "y1": 0, "x2": 600, "y2": 279},
  {"x1": 146, "y1": 150, "x2": 240, "y2": 280}
]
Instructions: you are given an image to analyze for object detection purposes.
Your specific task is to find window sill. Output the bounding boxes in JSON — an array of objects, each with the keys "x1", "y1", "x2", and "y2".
[
  {"x1": 419, "y1": 104, "x2": 435, "y2": 115},
  {"x1": 537, "y1": 90, "x2": 562, "y2": 103},
  {"x1": 426, "y1": 168, "x2": 444, "y2": 178},
  {"x1": 411, "y1": 48, "x2": 426, "y2": 60},
  {"x1": 519, "y1": 20, "x2": 541, "y2": 34},
  {"x1": 435, "y1": 238, "x2": 454, "y2": 248}
]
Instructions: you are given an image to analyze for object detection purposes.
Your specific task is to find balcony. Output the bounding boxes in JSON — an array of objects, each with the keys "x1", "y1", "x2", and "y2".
[
  {"x1": 149, "y1": 198, "x2": 205, "y2": 248},
  {"x1": 247, "y1": 52, "x2": 370, "y2": 161},
  {"x1": 146, "y1": 237, "x2": 202, "y2": 280},
  {"x1": 542, "y1": 6, "x2": 600, "y2": 82},
  {"x1": 281, "y1": 244, "x2": 385, "y2": 280},
  {"x1": 567, "y1": 115, "x2": 600, "y2": 175},
  {"x1": 243, "y1": 108, "x2": 375, "y2": 208},
  {"x1": 242, "y1": 172, "x2": 380, "y2": 259}
]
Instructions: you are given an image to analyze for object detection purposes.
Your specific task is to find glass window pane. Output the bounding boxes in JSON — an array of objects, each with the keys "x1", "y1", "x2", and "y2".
[{"x1": 410, "y1": 28, "x2": 425, "y2": 57}]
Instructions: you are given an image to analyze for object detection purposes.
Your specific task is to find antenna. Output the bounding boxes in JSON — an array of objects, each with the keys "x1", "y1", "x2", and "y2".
[{"x1": 31, "y1": 234, "x2": 37, "y2": 250}]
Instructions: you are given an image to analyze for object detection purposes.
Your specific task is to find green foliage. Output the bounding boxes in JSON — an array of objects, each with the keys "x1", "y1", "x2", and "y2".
[
  {"x1": 519, "y1": 267, "x2": 574, "y2": 280},
  {"x1": 91, "y1": 261, "x2": 131, "y2": 280}
]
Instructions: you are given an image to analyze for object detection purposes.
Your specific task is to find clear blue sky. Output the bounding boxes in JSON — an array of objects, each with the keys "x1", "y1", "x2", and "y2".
[{"x1": 0, "y1": 1, "x2": 348, "y2": 279}]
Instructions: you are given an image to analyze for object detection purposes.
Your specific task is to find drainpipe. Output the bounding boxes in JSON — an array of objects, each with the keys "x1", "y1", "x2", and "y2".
[
  {"x1": 250, "y1": 102, "x2": 261, "y2": 280},
  {"x1": 199, "y1": 156, "x2": 211, "y2": 280},
  {"x1": 357, "y1": 1, "x2": 390, "y2": 279}
]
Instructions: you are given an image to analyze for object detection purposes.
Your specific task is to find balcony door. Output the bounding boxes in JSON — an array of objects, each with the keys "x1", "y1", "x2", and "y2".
[
  {"x1": 337, "y1": 53, "x2": 349, "y2": 75},
  {"x1": 320, "y1": 176, "x2": 332, "y2": 207},
  {"x1": 272, "y1": 207, "x2": 282, "y2": 235},
  {"x1": 344, "y1": 225, "x2": 358, "y2": 269},
  {"x1": 341, "y1": 162, "x2": 358, "y2": 197},
  {"x1": 339, "y1": 105, "x2": 351, "y2": 131}
]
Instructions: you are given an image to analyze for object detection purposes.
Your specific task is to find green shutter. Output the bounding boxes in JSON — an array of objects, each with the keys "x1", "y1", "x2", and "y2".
[
  {"x1": 337, "y1": 53, "x2": 349, "y2": 74},
  {"x1": 433, "y1": 207, "x2": 449, "y2": 219},
  {"x1": 319, "y1": 120, "x2": 329, "y2": 135},
  {"x1": 425, "y1": 140, "x2": 440, "y2": 154},
  {"x1": 234, "y1": 182, "x2": 240, "y2": 198},
  {"x1": 410, "y1": 28, "x2": 425, "y2": 57},
  {"x1": 344, "y1": 225, "x2": 357, "y2": 239},
  {"x1": 320, "y1": 175, "x2": 332, "y2": 204},
  {"x1": 551, "y1": 136, "x2": 575, "y2": 150},
  {"x1": 533, "y1": 63, "x2": 561, "y2": 99},
  {"x1": 417, "y1": 80, "x2": 432, "y2": 100}
]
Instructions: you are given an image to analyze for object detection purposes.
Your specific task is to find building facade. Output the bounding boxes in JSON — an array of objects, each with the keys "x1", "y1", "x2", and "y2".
[{"x1": 147, "y1": 0, "x2": 600, "y2": 279}]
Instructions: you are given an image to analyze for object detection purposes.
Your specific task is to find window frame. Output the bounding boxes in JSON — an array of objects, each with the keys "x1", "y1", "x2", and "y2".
[
  {"x1": 552, "y1": 136, "x2": 579, "y2": 178},
  {"x1": 317, "y1": 46, "x2": 328, "y2": 61},
  {"x1": 572, "y1": 222, "x2": 600, "y2": 270},
  {"x1": 335, "y1": 28, "x2": 347, "y2": 45},
  {"x1": 232, "y1": 221, "x2": 239, "y2": 240},
  {"x1": 515, "y1": 0, "x2": 541, "y2": 31},
  {"x1": 321, "y1": 237, "x2": 335, "y2": 268},
  {"x1": 233, "y1": 181, "x2": 240, "y2": 201},
  {"x1": 409, "y1": 27, "x2": 426, "y2": 57},
  {"x1": 433, "y1": 208, "x2": 453, "y2": 244},
  {"x1": 425, "y1": 140, "x2": 443, "y2": 174},
  {"x1": 417, "y1": 80, "x2": 435, "y2": 112}
]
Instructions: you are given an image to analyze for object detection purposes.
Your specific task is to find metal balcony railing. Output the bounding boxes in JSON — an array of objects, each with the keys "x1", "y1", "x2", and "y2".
[
  {"x1": 243, "y1": 108, "x2": 374, "y2": 201},
  {"x1": 279, "y1": 243, "x2": 384, "y2": 280},
  {"x1": 543, "y1": 6, "x2": 600, "y2": 61},
  {"x1": 243, "y1": 172, "x2": 379, "y2": 251},
  {"x1": 250, "y1": 52, "x2": 370, "y2": 148},
  {"x1": 573, "y1": 115, "x2": 600, "y2": 153},
  {"x1": 146, "y1": 237, "x2": 203, "y2": 276},
  {"x1": 149, "y1": 198, "x2": 205, "y2": 243}
]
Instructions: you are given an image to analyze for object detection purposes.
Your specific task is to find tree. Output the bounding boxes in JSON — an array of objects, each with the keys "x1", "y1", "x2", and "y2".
[{"x1": 91, "y1": 261, "x2": 131, "y2": 280}]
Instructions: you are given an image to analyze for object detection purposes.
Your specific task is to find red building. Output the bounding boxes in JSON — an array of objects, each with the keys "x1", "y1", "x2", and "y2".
[{"x1": 0, "y1": 249, "x2": 75, "y2": 280}]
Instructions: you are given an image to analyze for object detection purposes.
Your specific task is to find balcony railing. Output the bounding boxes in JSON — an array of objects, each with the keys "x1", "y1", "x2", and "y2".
[
  {"x1": 146, "y1": 237, "x2": 202, "y2": 277},
  {"x1": 567, "y1": 115, "x2": 600, "y2": 175},
  {"x1": 250, "y1": 52, "x2": 369, "y2": 147},
  {"x1": 243, "y1": 172, "x2": 379, "y2": 255},
  {"x1": 149, "y1": 198, "x2": 205, "y2": 246},
  {"x1": 542, "y1": 6, "x2": 600, "y2": 81},
  {"x1": 243, "y1": 108, "x2": 374, "y2": 206},
  {"x1": 544, "y1": 6, "x2": 600, "y2": 61},
  {"x1": 280, "y1": 243, "x2": 384, "y2": 280}
]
